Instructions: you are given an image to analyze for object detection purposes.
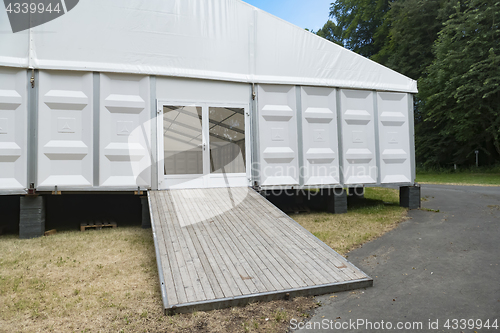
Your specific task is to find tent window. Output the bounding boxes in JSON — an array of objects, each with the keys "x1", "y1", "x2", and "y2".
[
  {"x1": 208, "y1": 107, "x2": 246, "y2": 174},
  {"x1": 163, "y1": 105, "x2": 203, "y2": 175}
]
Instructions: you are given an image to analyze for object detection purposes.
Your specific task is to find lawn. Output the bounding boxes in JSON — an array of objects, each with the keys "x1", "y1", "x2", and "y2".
[
  {"x1": 290, "y1": 187, "x2": 408, "y2": 255},
  {"x1": 416, "y1": 170, "x2": 500, "y2": 186},
  {"x1": 0, "y1": 187, "x2": 407, "y2": 333}
]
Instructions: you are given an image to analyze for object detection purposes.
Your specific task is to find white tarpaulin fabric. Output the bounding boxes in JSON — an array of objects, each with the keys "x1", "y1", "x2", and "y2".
[{"x1": 0, "y1": 0, "x2": 418, "y2": 93}]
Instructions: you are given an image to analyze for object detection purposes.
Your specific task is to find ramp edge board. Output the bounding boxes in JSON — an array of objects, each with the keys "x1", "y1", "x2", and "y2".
[
  {"x1": 164, "y1": 278, "x2": 373, "y2": 314},
  {"x1": 147, "y1": 191, "x2": 169, "y2": 310},
  {"x1": 149, "y1": 188, "x2": 373, "y2": 315}
]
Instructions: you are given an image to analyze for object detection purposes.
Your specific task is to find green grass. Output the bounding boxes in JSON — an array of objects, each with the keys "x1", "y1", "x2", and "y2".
[
  {"x1": 415, "y1": 165, "x2": 500, "y2": 185},
  {"x1": 0, "y1": 227, "x2": 317, "y2": 333},
  {"x1": 416, "y1": 172, "x2": 500, "y2": 185},
  {"x1": 0, "y1": 187, "x2": 408, "y2": 332},
  {"x1": 291, "y1": 187, "x2": 408, "y2": 254}
]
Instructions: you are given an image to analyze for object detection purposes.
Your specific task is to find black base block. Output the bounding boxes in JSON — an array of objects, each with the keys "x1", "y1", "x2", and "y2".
[
  {"x1": 400, "y1": 186, "x2": 421, "y2": 209},
  {"x1": 325, "y1": 188, "x2": 348, "y2": 214},
  {"x1": 20, "y1": 196, "x2": 45, "y2": 239}
]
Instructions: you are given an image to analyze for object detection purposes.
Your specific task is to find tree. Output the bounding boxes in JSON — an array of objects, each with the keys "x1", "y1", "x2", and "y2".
[
  {"x1": 419, "y1": 0, "x2": 500, "y2": 166},
  {"x1": 372, "y1": 0, "x2": 452, "y2": 80},
  {"x1": 315, "y1": 20, "x2": 344, "y2": 46},
  {"x1": 329, "y1": 0, "x2": 393, "y2": 57}
]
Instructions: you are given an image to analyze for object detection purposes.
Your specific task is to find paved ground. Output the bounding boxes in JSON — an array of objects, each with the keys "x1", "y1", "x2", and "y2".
[{"x1": 294, "y1": 185, "x2": 500, "y2": 333}]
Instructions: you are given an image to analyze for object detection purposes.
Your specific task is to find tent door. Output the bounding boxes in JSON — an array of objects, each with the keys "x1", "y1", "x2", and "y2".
[{"x1": 157, "y1": 102, "x2": 250, "y2": 189}]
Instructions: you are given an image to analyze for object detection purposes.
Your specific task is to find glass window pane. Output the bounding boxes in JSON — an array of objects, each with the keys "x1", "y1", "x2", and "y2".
[
  {"x1": 163, "y1": 105, "x2": 203, "y2": 175},
  {"x1": 208, "y1": 107, "x2": 246, "y2": 174}
]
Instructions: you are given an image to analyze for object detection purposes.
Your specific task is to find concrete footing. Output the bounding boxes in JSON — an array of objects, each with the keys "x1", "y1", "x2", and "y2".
[
  {"x1": 141, "y1": 196, "x2": 151, "y2": 229},
  {"x1": 400, "y1": 185, "x2": 421, "y2": 209},
  {"x1": 325, "y1": 188, "x2": 347, "y2": 214},
  {"x1": 20, "y1": 196, "x2": 45, "y2": 239}
]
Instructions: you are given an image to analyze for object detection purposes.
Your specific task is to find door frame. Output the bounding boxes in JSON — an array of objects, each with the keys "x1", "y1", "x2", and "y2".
[{"x1": 156, "y1": 100, "x2": 251, "y2": 189}]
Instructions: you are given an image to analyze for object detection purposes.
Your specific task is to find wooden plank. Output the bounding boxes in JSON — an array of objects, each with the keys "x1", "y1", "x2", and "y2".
[
  {"x1": 150, "y1": 193, "x2": 179, "y2": 306},
  {"x1": 245, "y1": 190, "x2": 357, "y2": 280},
  {"x1": 172, "y1": 189, "x2": 239, "y2": 298},
  {"x1": 230, "y1": 188, "x2": 333, "y2": 286},
  {"x1": 234, "y1": 189, "x2": 348, "y2": 283},
  {"x1": 80, "y1": 221, "x2": 117, "y2": 231},
  {"x1": 187, "y1": 189, "x2": 251, "y2": 296},
  {"x1": 162, "y1": 191, "x2": 215, "y2": 302},
  {"x1": 156, "y1": 192, "x2": 188, "y2": 305},
  {"x1": 231, "y1": 187, "x2": 330, "y2": 286},
  {"x1": 204, "y1": 189, "x2": 282, "y2": 292},
  {"x1": 148, "y1": 187, "x2": 371, "y2": 313},
  {"x1": 211, "y1": 187, "x2": 298, "y2": 290},
  {"x1": 158, "y1": 191, "x2": 195, "y2": 304},
  {"x1": 212, "y1": 188, "x2": 303, "y2": 289},
  {"x1": 197, "y1": 189, "x2": 271, "y2": 293},
  {"x1": 193, "y1": 188, "x2": 260, "y2": 294},
  {"x1": 277, "y1": 215, "x2": 368, "y2": 281},
  {"x1": 227, "y1": 188, "x2": 317, "y2": 285},
  {"x1": 209, "y1": 188, "x2": 288, "y2": 291},
  {"x1": 247, "y1": 190, "x2": 365, "y2": 281},
  {"x1": 229, "y1": 188, "x2": 330, "y2": 286},
  {"x1": 167, "y1": 191, "x2": 226, "y2": 300},
  {"x1": 44, "y1": 229, "x2": 57, "y2": 236},
  {"x1": 240, "y1": 190, "x2": 353, "y2": 282}
]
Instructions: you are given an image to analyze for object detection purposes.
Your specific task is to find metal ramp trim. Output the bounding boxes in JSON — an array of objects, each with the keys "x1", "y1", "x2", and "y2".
[{"x1": 148, "y1": 187, "x2": 372, "y2": 314}]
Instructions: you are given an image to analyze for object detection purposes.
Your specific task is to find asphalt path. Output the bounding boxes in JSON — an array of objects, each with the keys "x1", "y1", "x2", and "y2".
[{"x1": 294, "y1": 184, "x2": 500, "y2": 333}]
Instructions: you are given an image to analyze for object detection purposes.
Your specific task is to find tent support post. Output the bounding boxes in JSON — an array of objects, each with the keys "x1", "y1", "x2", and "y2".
[
  {"x1": 19, "y1": 195, "x2": 45, "y2": 239},
  {"x1": 400, "y1": 185, "x2": 420, "y2": 209},
  {"x1": 325, "y1": 188, "x2": 347, "y2": 214}
]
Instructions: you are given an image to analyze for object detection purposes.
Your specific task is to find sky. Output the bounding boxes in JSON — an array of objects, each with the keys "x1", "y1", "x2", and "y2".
[{"x1": 242, "y1": 0, "x2": 332, "y2": 32}]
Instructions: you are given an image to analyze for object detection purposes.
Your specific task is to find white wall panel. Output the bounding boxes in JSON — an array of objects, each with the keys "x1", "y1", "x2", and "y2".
[
  {"x1": 258, "y1": 85, "x2": 299, "y2": 186},
  {"x1": 377, "y1": 92, "x2": 411, "y2": 183},
  {"x1": 301, "y1": 87, "x2": 339, "y2": 185},
  {"x1": 38, "y1": 71, "x2": 93, "y2": 188},
  {"x1": 0, "y1": 68, "x2": 27, "y2": 190},
  {"x1": 340, "y1": 89, "x2": 377, "y2": 184},
  {"x1": 100, "y1": 74, "x2": 151, "y2": 187},
  {"x1": 156, "y1": 77, "x2": 249, "y2": 104}
]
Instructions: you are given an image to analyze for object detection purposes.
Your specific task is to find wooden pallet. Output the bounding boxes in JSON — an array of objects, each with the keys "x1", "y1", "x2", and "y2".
[
  {"x1": 80, "y1": 221, "x2": 117, "y2": 231},
  {"x1": 44, "y1": 229, "x2": 57, "y2": 236}
]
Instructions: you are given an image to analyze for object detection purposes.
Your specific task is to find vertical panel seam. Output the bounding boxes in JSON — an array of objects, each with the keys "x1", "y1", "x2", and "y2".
[
  {"x1": 373, "y1": 91, "x2": 381, "y2": 185},
  {"x1": 27, "y1": 70, "x2": 39, "y2": 188},
  {"x1": 93, "y1": 72, "x2": 100, "y2": 187},
  {"x1": 26, "y1": 70, "x2": 32, "y2": 190},
  {"x1": 336, "y1": 89, "x2": 344, "y2": 186},
  {"x1": 150, "y1": 76, "x2": 157, "y2": 190},
  {"x1": 252, "y1": 84, "x2": 260, "y2": 187},
  {"x1": 408, "y1": 94, "x2": 416, "y2": 184},
  {"x1": 296, "y1": 86, "x2": 304, "y2": 187}
]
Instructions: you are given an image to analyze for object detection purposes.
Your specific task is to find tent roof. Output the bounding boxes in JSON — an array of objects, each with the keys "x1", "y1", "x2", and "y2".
[{"x1": 0, "y1": 0, "x2": 417, "y2": 93}]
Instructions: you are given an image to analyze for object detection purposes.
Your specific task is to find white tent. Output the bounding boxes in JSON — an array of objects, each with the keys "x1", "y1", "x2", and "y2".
[
  {"x1": 0, "y1": 0, "x2": 417, "y2": 93},
  {"x1": 0, "y1": 0, "x2": 417, "y2": 193}
]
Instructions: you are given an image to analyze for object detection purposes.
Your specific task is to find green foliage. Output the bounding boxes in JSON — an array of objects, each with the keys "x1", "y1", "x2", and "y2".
[
  {"x1": 328, "y1": 0, "x2": 393, "y2": 57},
  {"x1": 316, "y1": 0, "x2": 500, "y2": 167},
  {"x1": 419, "y1": 0, "x2": 500, "y2": 166},
  {"x1": 315, "y1": 20, "x2": 344, "y2": 46},
  {"x1": 372, "y1": 0, "x2": 451, "y2": 80}
]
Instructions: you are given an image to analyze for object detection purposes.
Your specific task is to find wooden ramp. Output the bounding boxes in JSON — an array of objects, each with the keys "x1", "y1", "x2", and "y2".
[{"x1": 148, "y1": 188, "x2": 372, "y2": 314}]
